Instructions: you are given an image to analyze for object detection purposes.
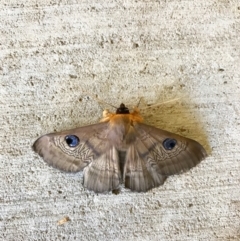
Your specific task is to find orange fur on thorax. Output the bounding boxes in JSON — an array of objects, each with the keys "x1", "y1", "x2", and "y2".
[{"x1": 100, "y1": 108, "x2": 143, "y2": 124}]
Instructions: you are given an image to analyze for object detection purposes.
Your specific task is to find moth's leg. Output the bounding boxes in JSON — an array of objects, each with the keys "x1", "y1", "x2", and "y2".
[{"x1": 100, "y1": 110, "x2": 114, "y2": 122}]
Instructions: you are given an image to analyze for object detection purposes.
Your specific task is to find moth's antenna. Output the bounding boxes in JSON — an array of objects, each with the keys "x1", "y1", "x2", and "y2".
[
  {"x1": 141, "y1": 98, "x2": 180, "y2": 110},
  {"x1": 137, "y1": 97, "x2": 143, "y2": 108},
  {"x1": 82, "y1": 91, "x2": 118, "y2": 109}
]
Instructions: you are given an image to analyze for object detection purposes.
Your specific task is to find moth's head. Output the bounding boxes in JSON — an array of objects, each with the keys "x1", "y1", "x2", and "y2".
[{"x1": 116, "y1": 103, "x2": 130, "y2": 114}]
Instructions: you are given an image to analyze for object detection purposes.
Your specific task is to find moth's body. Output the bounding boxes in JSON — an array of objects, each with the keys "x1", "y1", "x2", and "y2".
[
  {"x1": 33, "y1": 103, "x2": 207, "y2": 193},
  {"x1": 101, "y1": 108, "x2": 143, "y2": 151}
]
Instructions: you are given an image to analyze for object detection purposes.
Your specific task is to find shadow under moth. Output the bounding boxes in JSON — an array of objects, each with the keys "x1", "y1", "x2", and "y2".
[{"x1": 33, "y1": 103, "x2": 207, "y2": 193}]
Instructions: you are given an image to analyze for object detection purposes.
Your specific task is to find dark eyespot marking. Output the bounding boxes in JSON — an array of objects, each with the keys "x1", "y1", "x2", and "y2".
[
  {"x1": 163, "y1": 138, "x2": 177, "y2": 150},
  {"x1": 65, "y1": 135, "x2": 79, "y2": 147}
]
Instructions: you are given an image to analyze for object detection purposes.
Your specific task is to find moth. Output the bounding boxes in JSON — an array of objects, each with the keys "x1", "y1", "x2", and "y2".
[{"x1": 33, "y1": 103, "x2": 207, "y2": 193}]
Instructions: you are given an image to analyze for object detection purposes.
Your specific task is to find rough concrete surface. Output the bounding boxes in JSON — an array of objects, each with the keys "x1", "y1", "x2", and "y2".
[{"x1": 0, "y1": 0, "x2": 240, "y2": 240}]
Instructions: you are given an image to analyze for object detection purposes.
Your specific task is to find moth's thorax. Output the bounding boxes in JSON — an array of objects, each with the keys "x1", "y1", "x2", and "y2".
[{"x1": 100, "y1": 109, "x2": 143, "y2": 151}]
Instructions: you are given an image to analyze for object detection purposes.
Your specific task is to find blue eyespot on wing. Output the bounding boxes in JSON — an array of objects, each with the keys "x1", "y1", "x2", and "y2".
[
  {"x1": 65, "y1": 135, "x2": 79, "y2": 147},
  {"x1": 162, "y1": 138, "x2": 177, "y2": 150}
]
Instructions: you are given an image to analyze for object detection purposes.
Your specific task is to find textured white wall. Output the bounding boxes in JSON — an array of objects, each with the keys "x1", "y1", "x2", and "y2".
[{"x1": 1, "y1": 0, "x2": 240, "y2": 240}]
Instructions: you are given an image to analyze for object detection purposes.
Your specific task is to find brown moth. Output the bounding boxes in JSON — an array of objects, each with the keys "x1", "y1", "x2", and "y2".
[{"x1": 32, "y1": 103, "x2": 207, "y2": 193}]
